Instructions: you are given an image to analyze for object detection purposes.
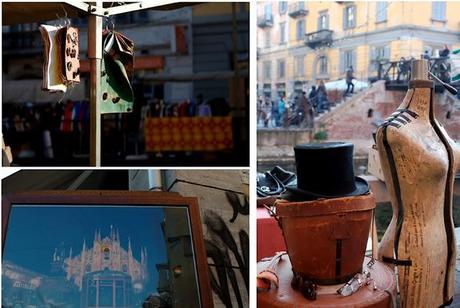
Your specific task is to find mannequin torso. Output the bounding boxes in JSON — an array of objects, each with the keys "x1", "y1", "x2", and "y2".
[{"x1": 376, "y1": 83, "x2": 456, "y2": 307}]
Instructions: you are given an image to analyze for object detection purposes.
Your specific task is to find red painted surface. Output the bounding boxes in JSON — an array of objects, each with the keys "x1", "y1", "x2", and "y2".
[{"x1": 257, "y1": 207, "x2": 286, "y2": 261}]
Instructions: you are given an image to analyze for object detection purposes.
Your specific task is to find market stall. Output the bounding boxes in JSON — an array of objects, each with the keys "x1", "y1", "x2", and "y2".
[{"x1": 3, "y1": 1, "x2": 200, "y2": 166}]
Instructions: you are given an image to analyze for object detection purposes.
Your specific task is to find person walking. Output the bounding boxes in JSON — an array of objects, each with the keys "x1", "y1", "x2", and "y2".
[
  {"x1": 345, "y1": 65, "x2": 355, "y2": 96},
  {"x1": 396, "y1": 57, "x2": 410, "y2": 83},
  {"x1": 261, "y1": 98, "x2": 271, "y2": 128},
  {"x1": 308, "y1": 86, "x2": 318, "y2": 112},
  {"x1": 278, "y1": 96, "x2": 286, "y2": 127},
  {"x1": 317, "y1": 80, "x2": 329, "y2": 112},
  {"x1": 440, "y1": 45, "x2": 450, "y2": 57},
  {"x1": 299, "y1": 91, "x2": 314, "y2": 129},
  {"x1": 270, "y1": 99, "x2": 278, "y2": 128}
]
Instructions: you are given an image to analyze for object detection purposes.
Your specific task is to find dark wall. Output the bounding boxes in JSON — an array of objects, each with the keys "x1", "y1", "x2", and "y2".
[{"x1": 2, "y1": 170, "x2": 129, "y2": 194}]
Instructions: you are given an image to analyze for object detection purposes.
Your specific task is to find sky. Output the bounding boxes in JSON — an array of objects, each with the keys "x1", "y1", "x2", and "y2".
[{"x1": 3, "y1": 204, "x2": 183, "y2": 298}]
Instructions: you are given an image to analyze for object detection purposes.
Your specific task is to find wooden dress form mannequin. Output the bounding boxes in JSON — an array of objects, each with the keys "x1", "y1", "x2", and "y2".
[{"x1": 376, "y1": 59, "x2": 460, "y2": 307}]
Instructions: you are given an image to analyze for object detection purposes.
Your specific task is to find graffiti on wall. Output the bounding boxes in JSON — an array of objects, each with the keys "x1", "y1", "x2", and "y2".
[{"x1": 204, "y1": 192, "x2": 249, "y2": 308}]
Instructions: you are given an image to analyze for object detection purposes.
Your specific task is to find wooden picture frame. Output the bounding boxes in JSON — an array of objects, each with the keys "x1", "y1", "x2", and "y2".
[{"x1": 2, "y1": 190, "x2": 213, "y2": 308}]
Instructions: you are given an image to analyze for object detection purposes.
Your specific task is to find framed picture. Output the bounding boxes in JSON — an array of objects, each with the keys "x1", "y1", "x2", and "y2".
[{"x1": 2, "y1": 191, "x2": 213, "y2": 308}]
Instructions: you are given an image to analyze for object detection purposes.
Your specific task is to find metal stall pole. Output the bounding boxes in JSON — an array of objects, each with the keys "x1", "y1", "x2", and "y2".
[{"x1": 88, "y1": 1, "x2": 103, "y2": 166}]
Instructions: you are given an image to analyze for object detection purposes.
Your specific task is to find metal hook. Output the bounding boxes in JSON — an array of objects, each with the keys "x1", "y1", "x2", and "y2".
[
  {"x1": 56, "y1": 4, "x2": 71, "y2": 28},
  {"x1": 61, "y1": 4, "x2": 68, "y2": 19},
  {"x1": 104, "y1": 15, "x2": 115, "y2": 32},
  {"x1": 108, "y1": 16, "x2": 115, "y2": 31}
]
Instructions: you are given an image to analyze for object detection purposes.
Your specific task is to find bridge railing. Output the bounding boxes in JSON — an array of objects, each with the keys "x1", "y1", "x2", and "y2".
[{"x1": 376, "y1": 57, "x2": 453, "y2": 91}]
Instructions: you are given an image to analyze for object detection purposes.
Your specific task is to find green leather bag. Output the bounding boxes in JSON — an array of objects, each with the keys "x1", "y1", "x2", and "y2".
[{"x1": 100, "y1": 31, "x2": 134, "y2": 114}]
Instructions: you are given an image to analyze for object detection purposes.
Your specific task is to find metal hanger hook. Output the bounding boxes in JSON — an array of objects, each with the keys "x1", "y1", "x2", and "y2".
[
  {"x1": 107, "y1": 16, "x2": 115, "y2": 32},
  {"x1": 56, "y1": 4, "x2": 71, "y2": 28}
]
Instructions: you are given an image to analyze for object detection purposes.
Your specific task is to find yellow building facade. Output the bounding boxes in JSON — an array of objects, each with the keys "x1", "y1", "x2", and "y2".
[{"x1": 257, "y1": 1, "x2": 460, "y2": 98}]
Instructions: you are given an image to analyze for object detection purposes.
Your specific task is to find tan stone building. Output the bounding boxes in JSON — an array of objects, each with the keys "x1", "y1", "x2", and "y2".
[{"x1": 257, "y1": 1, "x2": 460, "y2": 99}]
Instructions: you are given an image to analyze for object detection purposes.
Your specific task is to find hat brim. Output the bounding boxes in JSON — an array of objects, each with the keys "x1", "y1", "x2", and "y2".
[{"x1": 285, "y1": 176, "x2": 369, "y2": 200}]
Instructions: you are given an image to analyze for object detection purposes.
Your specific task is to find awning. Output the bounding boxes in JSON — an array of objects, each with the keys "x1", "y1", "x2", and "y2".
[
  {"x1": 2, "y1": 2, "x2": 198, "y2": 25},
  {"x1": 2, "y1": 2, "x2": 86, "y2": 25}
]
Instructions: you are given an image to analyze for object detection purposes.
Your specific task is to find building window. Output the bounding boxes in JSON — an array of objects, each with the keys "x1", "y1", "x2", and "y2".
[
  {"x1": 277, "y1": 83, "x2": 286, "y2": 97},
  {"x1": 341, "y1": 49, "x2": 356, "y2": 72},
  {"x1": 318, "y1": 11, "x2": 329, "y2": 30},
  {"x1": 295, "y1": 56, "x2": 304, "y2": 77},
  {"x1": 279, "y1": 22, "x2": 286, "y2": 44},
  {"x1": 432, "y1": 1, "x2": 446, "y2": 21},
  {"x1": 370, "y1": 46, "x2": 390, "y2": 71},
  {"x1": 294, "y1": 81, "x2": 305, "y2": 96},
  {"x1": 278, "y1": 59, "x2": 285, "y2": 79},
  {"x1": 264, "y1": 61, "x2": 271, "y2": 79},
  {"x1": 345, "y1": 50, "x2": 354, "y2": 68},
  {"x1": 376, "y1": 2, "x2": 387, "y2": 23},
  {"x1": 264, "y1": 3, "x2": 273, "y2": 20},
  {"x1": 319, "y1": 56, "x2": 328, "y2": 75},
  {"x1": 375, "y1": 46, "x2": 390, "y2": 61},
  {"x1": 279, "y1": 2, "x2": 287, "y2": 14},
  {"x1": 265, "y1": 30, "x2": 271, "y2": 48},
  {"x1": 263, "y1": 84, "x2": 271, "y2": 98},
  {"x1": 343, "y1": 5, "x2": 356, "y2": 29},
  {"x1": 296, "y1": 19, "x2": 305, "y2": 40},
  {"x1": 298, "y1": 1, "x2": 306, "y2": 11}
]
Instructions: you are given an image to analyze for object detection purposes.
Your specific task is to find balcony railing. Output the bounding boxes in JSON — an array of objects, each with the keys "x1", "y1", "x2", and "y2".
[
  {"x1": 305, "y1": 29, "x2": 333, "y2": 49},
  {"x1": 257, "y1": 14, "x2": 274, "y2": 28},
  {"x1": 288, "y1": 2, "x2": 308, "y2": 18}
]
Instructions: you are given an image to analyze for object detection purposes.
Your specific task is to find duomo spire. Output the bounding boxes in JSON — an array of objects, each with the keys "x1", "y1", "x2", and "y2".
[{"x1": 63, "y1": 227, "x2": 148, "y2": 289}]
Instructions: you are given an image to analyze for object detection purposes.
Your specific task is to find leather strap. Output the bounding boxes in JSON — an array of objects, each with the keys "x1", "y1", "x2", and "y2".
[
  {"x1": 409, "y1": 80, "x2": 434, "y2": 89},
  {"x1": 382, "y1": 256, "x2": 412, "y2": 266}
]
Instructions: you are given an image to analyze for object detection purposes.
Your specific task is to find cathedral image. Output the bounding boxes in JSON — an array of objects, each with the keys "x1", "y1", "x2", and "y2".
[
  {"x1": 61, "y1": 226, "x2": 148, "y2": 292},
  {"x1": 49, "y1": 227, "x2": 150, "y2": 307}
]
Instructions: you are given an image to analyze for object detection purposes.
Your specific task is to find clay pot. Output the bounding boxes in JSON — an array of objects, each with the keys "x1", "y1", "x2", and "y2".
[{"x1": 276, "y1": 193, "x2": 375, "y2": 284}]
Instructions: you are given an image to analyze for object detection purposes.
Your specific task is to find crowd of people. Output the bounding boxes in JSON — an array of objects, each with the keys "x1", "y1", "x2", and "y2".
[
  {"x1": 2, "y1": 101, "x2": 91, "y2": 162},
  {"x1": 257, "y1": 80, "x2": 331, "y2": 129},
  {"x1": 3, "y1": 94, "x2": 233, "y2": 164}
]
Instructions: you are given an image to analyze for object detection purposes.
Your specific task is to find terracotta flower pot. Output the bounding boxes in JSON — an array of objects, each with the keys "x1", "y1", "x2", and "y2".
[{"x1": 276, "y1": 193, "x2": 375, "y2": 285}]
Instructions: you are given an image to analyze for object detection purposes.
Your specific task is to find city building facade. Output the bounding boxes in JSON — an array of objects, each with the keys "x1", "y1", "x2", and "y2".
[{"x1": 257, "y1": 1, "x2": 460, "y2": 99}]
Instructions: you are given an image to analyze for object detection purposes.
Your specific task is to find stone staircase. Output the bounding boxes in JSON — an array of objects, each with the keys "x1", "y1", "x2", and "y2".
[{"x1": 314, "y1": 88, "x2": 367, "y2": 122}]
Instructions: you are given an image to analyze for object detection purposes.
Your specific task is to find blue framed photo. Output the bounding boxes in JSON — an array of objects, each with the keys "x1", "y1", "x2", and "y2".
[{"x1": 2, "y1": 191, "x2": 213, "y2": 307}]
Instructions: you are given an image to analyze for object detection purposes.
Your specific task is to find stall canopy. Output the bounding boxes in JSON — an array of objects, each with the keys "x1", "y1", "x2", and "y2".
[
  {"x1": 2, "y1": 2, "x2": 86, "y2": 25},
  {"x1": 2, "y1": 2, "x2": 197, "y2": 25},
  {"x1": 2, "y1": 1, "x2": 220, "y2": 167}
]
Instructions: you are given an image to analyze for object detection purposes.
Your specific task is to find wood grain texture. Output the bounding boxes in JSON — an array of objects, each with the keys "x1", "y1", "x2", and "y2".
[{"x1": 376, "y1": 85, "x2": 458, "y2": 307}]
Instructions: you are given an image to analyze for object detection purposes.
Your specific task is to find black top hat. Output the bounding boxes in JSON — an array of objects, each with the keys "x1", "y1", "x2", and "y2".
[{"x1": 285, "y1": 142, "x2": 369, "y2": 200}]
